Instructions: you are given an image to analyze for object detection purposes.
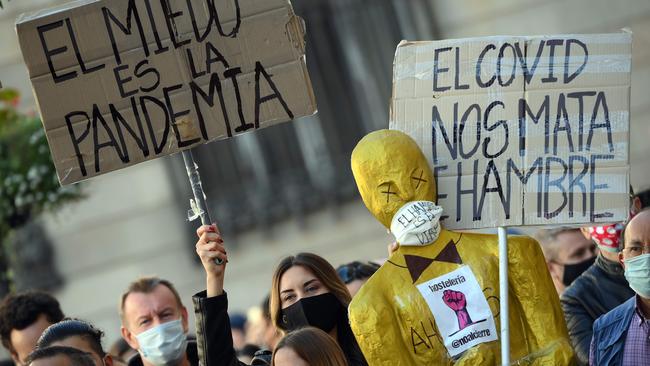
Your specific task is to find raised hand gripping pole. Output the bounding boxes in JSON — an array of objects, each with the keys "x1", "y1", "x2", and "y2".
[{"x1": 182, "y1": 150, "x2": 224, "y2": 265}]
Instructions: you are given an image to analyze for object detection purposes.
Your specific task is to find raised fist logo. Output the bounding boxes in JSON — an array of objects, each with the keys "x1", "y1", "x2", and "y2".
[{"x1": 443, "y1": 289, "x2": 473, "y2": 330}]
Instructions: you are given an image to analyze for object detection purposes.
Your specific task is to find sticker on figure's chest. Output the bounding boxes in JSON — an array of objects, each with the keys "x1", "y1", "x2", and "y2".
[{"x1": 416, "y1": 266, "x2": 498, "y2": 357}]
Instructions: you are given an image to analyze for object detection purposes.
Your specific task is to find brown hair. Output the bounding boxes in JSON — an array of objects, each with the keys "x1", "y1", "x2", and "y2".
[
  {"x1": 269, "y1": 253, "x2": 351, "y2": 332},
  {"x1": 119, "y1": 277, "x2": 183, "y2": 322},
  {"x1": 533, "y1": 227, "x2": 583, "y2": 261},
  {"x1": 272, "y1": 327, "x2": 348, "y2": 366}
]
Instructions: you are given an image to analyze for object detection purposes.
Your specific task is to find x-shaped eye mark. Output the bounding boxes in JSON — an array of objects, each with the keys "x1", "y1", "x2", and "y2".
[
  {"x1": 412, "y1": 170, "x2": 427, "y2": 189},
  {"x1": 381, "y1": 184, "x2": 397, "y2": 203}
]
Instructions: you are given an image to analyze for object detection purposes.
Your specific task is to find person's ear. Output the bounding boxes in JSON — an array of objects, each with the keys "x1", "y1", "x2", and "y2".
[
  {"x1": 10, "y1": 351, "x2": 22, "y2": 366},
  {"x1": 580, "y1": 227, "x2": 592, "y2": 240},
  {"x1": 181, "y1": 306, "x2": 189, "y2": 333},
  {"x1": 103, "y1": 354, "x2": 114, "y2": 366},
  {"x1": 619, "y1": 251, "x2": 625, "y2": 269},
  {"x1": 632, "y1": 197, "x2": 642, "y2": 216},
  {"x1": 121, "y1": 325, "x2": 139, "y2": 351}
]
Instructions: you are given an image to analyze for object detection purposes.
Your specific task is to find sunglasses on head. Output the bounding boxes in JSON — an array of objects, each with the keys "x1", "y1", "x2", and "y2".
[{"x1": 336, "y1": 261, "x2": 380, "y2": 284}]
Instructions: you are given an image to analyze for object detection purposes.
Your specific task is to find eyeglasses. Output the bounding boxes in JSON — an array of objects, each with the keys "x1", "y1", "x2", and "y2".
[
  {"x1": 336, "y1": 261, "x2": 380, "y2": 284},
  {"x1": 623, "y1": 244, "x2": 650, "y2": 257}
]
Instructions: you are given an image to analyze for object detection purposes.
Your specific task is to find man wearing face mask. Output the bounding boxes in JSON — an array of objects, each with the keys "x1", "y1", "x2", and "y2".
[
  {"x1": 560, "y1": 191, "x2": 644, "y2": 365},
  {"x1": 119, "y1": 277, "x2": 197, "y2": 366},
  {"x1": 590, "y1": 208, "x2": 650, "y2": 365},
  {"x1": 535, "y1": 228, "x2": 598, "y2": 295}
]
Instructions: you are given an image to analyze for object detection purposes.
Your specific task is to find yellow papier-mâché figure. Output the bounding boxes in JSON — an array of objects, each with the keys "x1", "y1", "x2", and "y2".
[{"x1": 349, "y1": 130, "x2": 574, "y2": 365}]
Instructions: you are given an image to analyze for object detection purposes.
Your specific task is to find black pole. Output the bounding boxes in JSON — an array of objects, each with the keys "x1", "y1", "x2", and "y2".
[{"x1": 182, "y1": 149, "x2": 223, "y2": 265}]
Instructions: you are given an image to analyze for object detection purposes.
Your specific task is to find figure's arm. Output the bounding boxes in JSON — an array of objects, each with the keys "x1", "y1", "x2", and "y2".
[
  {"x1": 560, "y1": 291, "x2": 592, "y2": 365},
  {"x1": 508, "y1": 236, "x2": 575, "y2": 365}
]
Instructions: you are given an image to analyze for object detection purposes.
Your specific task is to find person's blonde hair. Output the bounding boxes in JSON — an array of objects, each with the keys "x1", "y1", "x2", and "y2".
[
  {"x1": 269, "y1": 253, "x2": 351, "y2": 332},
  {"x1": 272, "y1": 327, "x2": 347, "y2": 366}
]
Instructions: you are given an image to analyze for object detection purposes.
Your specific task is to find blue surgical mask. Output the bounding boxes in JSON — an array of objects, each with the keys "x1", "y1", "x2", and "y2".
[
  {"x1": 135, "y1": 319, "x2": 187, "y2": 366},
  {"x1": 624, "y1": 253, "x2": 650, "y2": 298}
]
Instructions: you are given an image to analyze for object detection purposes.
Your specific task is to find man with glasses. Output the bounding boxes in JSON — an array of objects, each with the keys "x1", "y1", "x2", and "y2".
[{"x1": 590, "y1": 208, "x2": 650, "y2": 365}]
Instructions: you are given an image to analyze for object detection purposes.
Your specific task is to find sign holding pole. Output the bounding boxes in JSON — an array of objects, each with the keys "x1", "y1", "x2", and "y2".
[
  {"x1": 182, "y1": 149, "x2": 223, "y2": 265},
  {"x1": 498, "y1": 226, "x2": 509, "y2": 365}
]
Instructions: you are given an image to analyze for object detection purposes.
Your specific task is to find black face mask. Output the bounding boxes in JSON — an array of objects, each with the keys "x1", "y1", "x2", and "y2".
[
  {"x1": 562, "y1": 256, "x2": 596, "y2": 286},
  {"x1": 280, "y1": 292, "x2": 342, "y2": 333}
]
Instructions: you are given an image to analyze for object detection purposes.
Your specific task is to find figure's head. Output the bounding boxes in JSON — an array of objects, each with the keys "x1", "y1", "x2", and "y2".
[
  {"x1": 269, "y1": 253, "x2": 351, "y2": 334},
  {"x1": 351, "y1": 130, "x2": 436, "y2": 228},
  {"x1": 272, "y1": 327, "x2": 347, "y2": 366},
  {"x1": 119, "y1": 277, "x2": 188, "y2": 366},
  {"x1": 36, "y1": 319, "x2": 111, "y2": 366},
  {"x1": 27, "y1": 346, "x2": 95, "y2": 366},
  {"x1": 0, "y1": 292, "x2": 64, "y2": 366}
]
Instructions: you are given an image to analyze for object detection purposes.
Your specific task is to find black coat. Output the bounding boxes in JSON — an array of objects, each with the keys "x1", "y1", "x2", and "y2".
[
  {"x1": 192, "y1": 291, "x2": 367, "y2": 366},
  {"x1": 560, "y1": 254, "x2": 635, "y2": 366}
]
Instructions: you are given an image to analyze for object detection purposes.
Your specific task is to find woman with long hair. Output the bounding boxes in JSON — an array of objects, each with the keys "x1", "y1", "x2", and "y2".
[
  {"x1": 191, "y1": 224, "x2": 367, "y2": 366},
  {"x1": 272, "y1": 327, "x2": 347, "y2": 366}
]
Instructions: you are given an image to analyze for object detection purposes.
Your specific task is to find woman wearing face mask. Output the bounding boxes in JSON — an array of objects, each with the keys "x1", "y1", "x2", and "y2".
[
  {"x1": 272, "y1": 327, "x2": 347, "y2": 366},
  {"x1": 191, "y1": 224, "x2": 368, "y2": 366}
]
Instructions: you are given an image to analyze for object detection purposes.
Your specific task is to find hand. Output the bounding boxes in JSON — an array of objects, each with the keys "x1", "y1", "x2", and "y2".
[
  {"x1": 443, "y1": 289, "x2": 467, "y2": 311},
  {"x1": 443, "y1": 289, "x2": 473, "y2": 330},
  {"x1": 196, "y1": 224, "x2": 228, "y2": 297}
]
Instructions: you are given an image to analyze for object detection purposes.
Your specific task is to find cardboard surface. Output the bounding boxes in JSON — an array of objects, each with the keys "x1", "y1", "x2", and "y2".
[
  {"x1": 17, "y1": 0, "x2": 316, "y2": 185},
  {"x1": 390, "y1": 33, "x2": 631, "y2": 229}
]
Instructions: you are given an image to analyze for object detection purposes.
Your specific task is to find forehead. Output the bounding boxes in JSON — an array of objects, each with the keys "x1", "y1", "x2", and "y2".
[
  {"x1": 625, "y1": 212, "x2": 650, "y2": 242},
  {"x1": 556, "y1": 231, "x2": 591, "y2": 248},
  {"x1": 31, "y1": 355, "x2": 71, "y2": 366},
  {"x1": 280, "y1": 266, "x2": 317, "y2": 290},
  {"x1": 274, "y1": 347, "x2": 308, "y2": 366},
  {"x1": 50, "y1": 337, "x2": 97, "y2": 358},
  {"x1": 355, "y1": 141, "x2": 428, "y2": 178},
  {"x1": 123, "y1": 285, "x2": 180, "y2": 319}
]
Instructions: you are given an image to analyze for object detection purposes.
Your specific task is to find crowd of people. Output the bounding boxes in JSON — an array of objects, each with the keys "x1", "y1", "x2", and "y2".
[{"x1": 0, "y1": 188, "x2": 648, "y2": 366}]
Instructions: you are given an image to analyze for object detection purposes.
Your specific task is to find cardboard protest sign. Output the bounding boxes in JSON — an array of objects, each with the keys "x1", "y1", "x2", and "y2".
[
  {"x1": 16, "y1": 0, "x2": 316, "y2": 185},
  {"x1": 390, "y1": 33, "x2": 631, "y2": 229}
]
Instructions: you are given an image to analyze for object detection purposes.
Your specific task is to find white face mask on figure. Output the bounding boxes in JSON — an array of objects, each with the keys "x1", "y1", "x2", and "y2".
[
  {"x1": 390, "y1": 201, "x2": 443, "y2": 246},
  {"x1": 135, "y1": 319, "x2": 187, "y2": 366}
]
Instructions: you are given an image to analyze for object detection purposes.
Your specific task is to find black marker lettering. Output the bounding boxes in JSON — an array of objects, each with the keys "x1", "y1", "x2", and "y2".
[
  {"x1": 476, "y1": 44, "x2": 496, "y2": 88},
  {"x1": 102, "y1": 0, "x2": 148, "y2": 65},
  {"x1": 254, "y1": 61, "x2": 294, "y2": 129},
  {"x1": 433, "y1": 47, "x2": 452, "y2": 92},
  {"x1": 37, "y1": 20, "x2": 77, "y2": 83},
  {"x1": 65, "y1": 111, "x2": 91, "y2": 176},
  {"x1": 564, "y1": 39, "x2": 588, "y2": 84}
]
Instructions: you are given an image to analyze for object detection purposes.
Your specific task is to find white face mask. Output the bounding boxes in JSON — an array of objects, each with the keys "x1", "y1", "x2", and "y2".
[
  {"x1": 135, "y1": 319, "x2": 187, "y2": 366},
  {"x1": 390, "y1": 201, "x2": 443, "y2": 246}
]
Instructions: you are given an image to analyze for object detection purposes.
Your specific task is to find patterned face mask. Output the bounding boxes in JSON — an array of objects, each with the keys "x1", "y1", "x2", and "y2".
[{"x1": 587, "y1": 223, "x2": 624, "y2": 253}]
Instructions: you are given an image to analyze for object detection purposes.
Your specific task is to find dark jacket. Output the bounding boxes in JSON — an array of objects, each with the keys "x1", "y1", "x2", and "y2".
[
  {"x1": 193, "y1": 291, "x2": 244, "y2": 366},
  {"x1": 560, "y1": 254, "x2": 635, "y2": 365},
  {"x1": 127, "y1": 339, "x2": 199, "y2": 366},
  {"x1": 192, "y1": 291, "x2": 367, "y2": 366},
  {"x1": 590, "y1": 297, "x2": 636, "y2": 366}
]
